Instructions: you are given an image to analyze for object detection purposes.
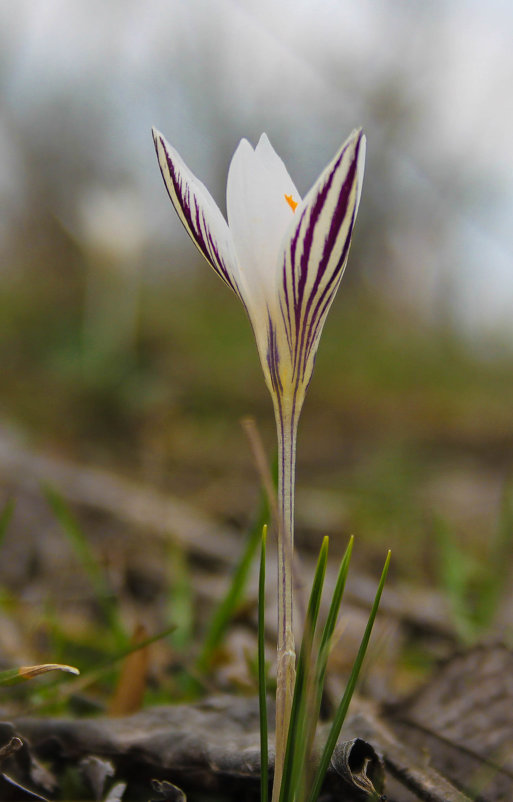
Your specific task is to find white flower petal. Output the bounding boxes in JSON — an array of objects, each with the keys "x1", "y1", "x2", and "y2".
[
  {"x1": 226, "y1": 134, "x2": 301, "y2": 310},
  {"x1": 152, "y1": 128, "x2": 243, "y2": 299},
  {"x1": 279, "y1": 129, "x2": 366, "y2": 387}
]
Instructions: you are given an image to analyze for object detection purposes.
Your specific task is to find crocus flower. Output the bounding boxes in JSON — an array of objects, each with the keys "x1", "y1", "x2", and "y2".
[
  {"x1": 152, "y1": 129, "x2": 365, "y2": 413},
  {"x1": 152, "y1": 127, "x2": 365, "y2": 791}
]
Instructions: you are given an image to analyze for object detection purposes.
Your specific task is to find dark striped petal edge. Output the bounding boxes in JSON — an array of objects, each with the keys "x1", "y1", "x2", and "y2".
[{"x1": 152, "y1": 128, "x2": 242, "y2": 300}]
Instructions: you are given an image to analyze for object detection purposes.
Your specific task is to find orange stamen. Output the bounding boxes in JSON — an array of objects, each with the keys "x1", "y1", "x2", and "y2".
[{"x1": 284, "y1": 194, "x2": 298, "y2": 212}]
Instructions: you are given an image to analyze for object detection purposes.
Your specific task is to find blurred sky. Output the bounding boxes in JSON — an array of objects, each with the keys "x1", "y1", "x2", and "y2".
[{"x1": 1, "y1": 0, "x2": 512, "y2": 340}]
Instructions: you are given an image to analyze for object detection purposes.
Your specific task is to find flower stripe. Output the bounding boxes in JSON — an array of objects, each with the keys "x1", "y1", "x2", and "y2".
[
  {"x1": 288, "y1": 138, "x2": 357, "y2": 363},
  {"x1": 280, "y1": 131, "x2": 364, "y2": 386},
  {"x1": 266, "y1": 312, "x2": 284, "y2": 397},
  {"x1": 152, "y1": 129, "x2": 243, "y2": 301},
  {"x1": 299, "y1": 205, "x2": 357, "y2": 379}
]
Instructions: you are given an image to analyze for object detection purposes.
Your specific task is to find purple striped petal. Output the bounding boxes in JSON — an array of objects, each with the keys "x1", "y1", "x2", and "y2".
[
  {"x1": 279, "y1": 130, "x2": 365, "y2": 387},
  {"x1": 152, "y1": 129, "x2": 242, "y2": 300}
]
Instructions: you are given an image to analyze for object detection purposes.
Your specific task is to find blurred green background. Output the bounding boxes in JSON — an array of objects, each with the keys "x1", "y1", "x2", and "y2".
[{"x1": 0, "y1": 1, "x2": 512, "y2": 688}]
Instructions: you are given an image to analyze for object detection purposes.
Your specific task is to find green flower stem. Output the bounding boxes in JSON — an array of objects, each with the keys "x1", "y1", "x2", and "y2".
[
  {"x1": 259, "y1": 527, "x2": 269, "y2": 802},
  {"x1": 273, "y1": 395, "x2": 300, "y2": 800}
]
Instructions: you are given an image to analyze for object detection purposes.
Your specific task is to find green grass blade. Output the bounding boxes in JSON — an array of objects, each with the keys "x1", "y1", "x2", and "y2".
[
  {"x1": 43, "y1": 484, "x2": 127, "y2": 647},
  {"x1": 278, "y1": 537, "x2": 329, "y2": 802},
  {"x1": 196, "y1": 491, "x2": 268, "y2": 672},
  {"x1": 258, "y1": 526, "x2": 268, "y2": 802},
  {"x1": 307, "y1": 550, "x2": 391, "y2": 802},
  {"x1": 316, "y1": 535, "x2": 354, "y2": 687},
  {"x1": 304, "y1": 536, "x2": 354, "y2": 766},
  {"x1": 0, "y1": 499, "x2": 15, "y2": 546}
]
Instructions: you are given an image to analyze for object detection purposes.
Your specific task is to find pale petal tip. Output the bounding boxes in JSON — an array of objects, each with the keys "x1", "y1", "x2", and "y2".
[
  {"x1": 343, "y1": 128, "x2": 366, "y2": 204},
  {"x1": 358, "y1": 132, "x2": 366, "y2": 166},
  {"x1": 152, "y1": 128, "x2": 166, "y2": 160},
  {"x1": 319, "y1": 127, "x2": 365, "y2": 199},
  {"x1": 235, "y1": 136, "x2": 254, "y2": 152},
  {"x1": 354, "y1": 130, "x2": 366, "y2": 209},
  {"x1": 152, "y1": 129, "x2": 180, "y2": 173},
  {"x1": 255, "y1": 132, "x2": 283, "y2": 162},
  {"x1": 354, "y1": 128, "x2": 366, "y2": 163},
  {"x1": 256, "y1": 132, "x2": 271, "y2": 149},
  {"x1": 228, "y1": 137, "x2": 255, "y2": 178},
  {"x1": 347, "y1": 127, "x2": 365, "y2": 150},
  {"x1": 152, "y1": 128, "x2": 176, "y2": 161}
]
